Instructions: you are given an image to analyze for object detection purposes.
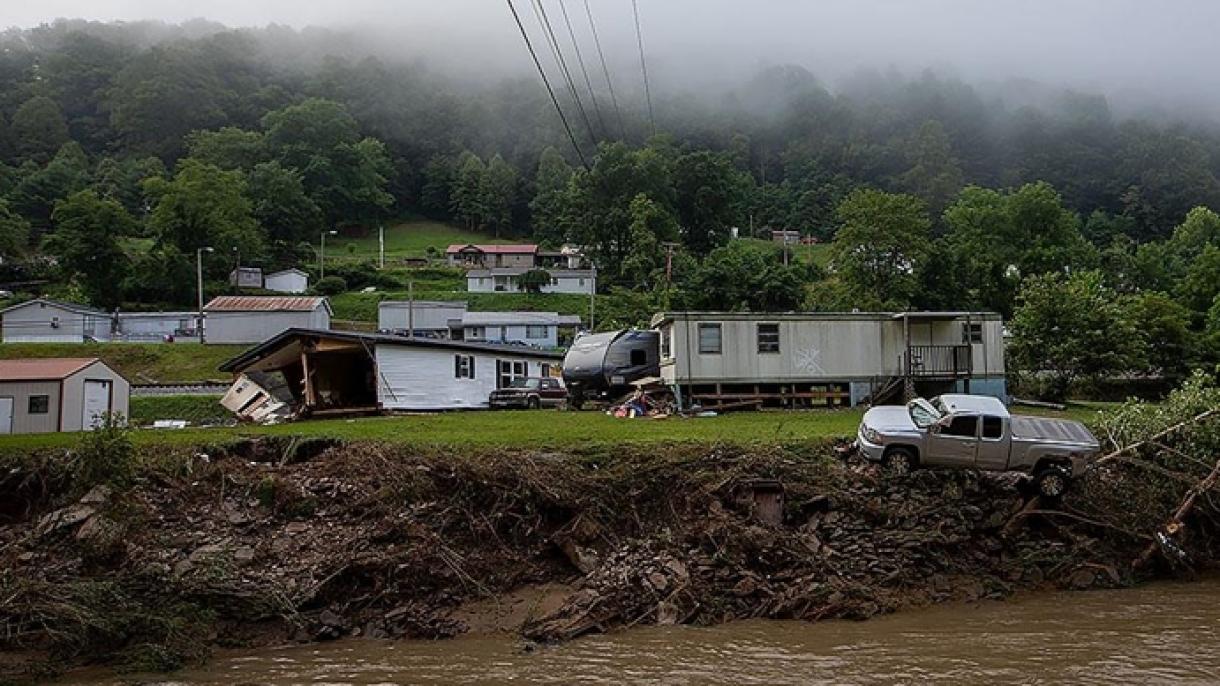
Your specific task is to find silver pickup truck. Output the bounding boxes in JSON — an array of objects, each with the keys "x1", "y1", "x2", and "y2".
[{"x1": 855, "y1": 394, "x2": 1100, "y2": 497}]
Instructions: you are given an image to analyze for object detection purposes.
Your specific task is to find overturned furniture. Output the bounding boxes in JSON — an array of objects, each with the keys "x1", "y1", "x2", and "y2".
[{"x1": 220, "y1": 373, "x2": 292, "y2": 425}]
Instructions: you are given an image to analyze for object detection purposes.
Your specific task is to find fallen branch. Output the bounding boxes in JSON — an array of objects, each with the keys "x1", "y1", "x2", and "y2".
[
  {"x1": 1091, "y1": 408, "x2": 1220, "y2": 469},
  {"x1": 1134, "y1": 453, "x2": 1220, "y2": 570}
]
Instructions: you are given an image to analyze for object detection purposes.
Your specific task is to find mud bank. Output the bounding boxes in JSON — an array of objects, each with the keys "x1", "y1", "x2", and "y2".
[{"x1": 0, "y1": 438, "x2": 1209, "y2": 682}]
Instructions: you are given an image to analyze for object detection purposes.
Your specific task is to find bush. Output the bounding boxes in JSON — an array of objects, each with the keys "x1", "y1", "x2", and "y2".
[
  {"x1": 313, "y1": 275, "x2": 348, "y2": 295},
  {"x1": 72, "y1": 413, "x2": 135, "y2": 492}
]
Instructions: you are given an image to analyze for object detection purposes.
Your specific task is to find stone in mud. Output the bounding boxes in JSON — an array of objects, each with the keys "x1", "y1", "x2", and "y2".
[
  {"x1": 655, "y1": 601, "x2": 680, "y2": 625},
  {"x1": 1069, "y1": 569, "x2": 1097, "y2": 590}
]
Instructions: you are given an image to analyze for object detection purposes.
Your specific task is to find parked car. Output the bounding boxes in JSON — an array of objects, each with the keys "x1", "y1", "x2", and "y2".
[
  {"x1": 855, "y1": 394, "x2": 1101, "y2": 497},
  {"x1": 489, "y1": 377, "x2": 567, "y2": 409}
]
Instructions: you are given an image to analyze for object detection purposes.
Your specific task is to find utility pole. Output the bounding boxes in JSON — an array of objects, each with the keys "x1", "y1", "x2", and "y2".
[
  {"x1": 232, "y1": 246, "x2": 240, "y2": 293},
  {"x1": 589, "y1": 263, "x2": 597, "y2": 331},
  {"x1": 319, "y1": 229, "x2": 337, "y2": 279},
  {"x1": 378, "y1": 224, "x2": 385, "y2": 269},
  {"x1": 407, "y1": 280, "x2": 415, "y2": 338},
  {"x1": 661, "y1": 241, "x2": 679, "y2": 287},
  {"x1": 196, "y1": 246, "x2": 214, "y2": 344}
]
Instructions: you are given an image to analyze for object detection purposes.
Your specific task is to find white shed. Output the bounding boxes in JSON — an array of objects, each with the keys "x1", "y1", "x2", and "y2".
[
  {"x1": 204, "y1": 296, "x2": 331, "y2": 344},
  {"x1": 0, "y1": 298, "x2": 113, "y2": 343},
  {"x1": 0, "y1": 358, "x2": 130, "y2": 434},
  {"x1": 378, "y1": 300, "x2": 468, "y2": 336},
  {"x1": 264, "y1": 269, "x2": 310, "y2": 294}
]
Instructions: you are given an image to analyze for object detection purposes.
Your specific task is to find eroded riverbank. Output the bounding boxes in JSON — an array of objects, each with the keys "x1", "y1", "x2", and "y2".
[{"x1": 1, "y1": 431, "x2": 1217, "y2": 683}]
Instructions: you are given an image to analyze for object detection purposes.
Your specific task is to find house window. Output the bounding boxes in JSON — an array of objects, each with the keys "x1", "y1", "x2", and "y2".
[
  {"x1": 963, "y1": 322, "x2": 983, "y2": 344},
  {"x1": 497, "y1": 360, "x2": 528, "y2": 388},
  {"x1": 28, "y1": 395, "x2": 50, "y2": 414},
  {"x1": 757, "y1": 323, "x2": 780, "y2": 353},
  {"x1": 50, "y1": 316, "x2": 60, "y2": 329},
  {"x1": 541, "y1": 363, "x2": 552, "y2": 377},
  {"x1": 660, "y1": 326, "x2": 672, "y2": 359},
  {"x1": 525, "y1": 325, "x2": 548, "y2": 339},
  {"x1": 698, "y1": 323, "x2": 722, "y2": 354},
  {"x1": 454, "y1": 354, "x2": 476, "y2": 379}
]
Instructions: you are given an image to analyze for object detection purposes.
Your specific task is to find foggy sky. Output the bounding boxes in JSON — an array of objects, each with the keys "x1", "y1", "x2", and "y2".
[{"x1": 3, "y1": 1, "x2": 1218, "y2": 116}]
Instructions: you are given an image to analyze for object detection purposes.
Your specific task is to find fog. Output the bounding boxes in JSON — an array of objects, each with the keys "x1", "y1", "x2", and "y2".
[{"x1": 4, "y1": 0, "x2": 1219, "y2": 118}]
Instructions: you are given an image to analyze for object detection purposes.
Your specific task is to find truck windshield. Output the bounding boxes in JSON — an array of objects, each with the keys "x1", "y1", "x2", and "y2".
[{"x1": 908, "y1": 398, "x2": 943, "y2": 428}]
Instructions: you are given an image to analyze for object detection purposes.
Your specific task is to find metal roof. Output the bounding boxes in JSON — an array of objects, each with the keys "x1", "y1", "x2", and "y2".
[
  {"x1": 0, "y1": 357, "x2": 101, "y2": 381},
  {"x1": 204, "y1": 296, "x2": 329, "y2": 313},
  {"x1": 445, "y1": 243, "x2": 538, "y2": 254},
  {"x1": 0, "y1": 298, "x2": 107, "y2": 316},
  {"x1": 218, "y1": 328, "x2": 564, "y2": 372},
  {"x1": 266, "y1": 268, "x2": 309, "y2": 277},
  {"x1": 457, "y1": 311, "x2": 583, "y2": 326},
  {"x1": 651, "y1": 310, "x2": 1001, "y2": 326},
  {"x1": 379, "y1": 300, "x2": 468, "y2": 310}
]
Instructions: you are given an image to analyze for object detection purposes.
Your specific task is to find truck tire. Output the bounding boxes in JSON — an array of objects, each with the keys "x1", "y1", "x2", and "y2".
[
  {"x1": 882, "y1": 447, "x2": 916, "y2": 476},
  {"x1": 1034, "y1": 466, "x2": 1071, "y2": 498},
  {"x1": 527, "y1": 396, "x2": 541, "y2": 410}
]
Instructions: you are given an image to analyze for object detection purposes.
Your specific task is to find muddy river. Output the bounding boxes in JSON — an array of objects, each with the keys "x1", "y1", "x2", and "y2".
[{"x1": 82, "y1": 578, "x2": 1220, "y2": 685}]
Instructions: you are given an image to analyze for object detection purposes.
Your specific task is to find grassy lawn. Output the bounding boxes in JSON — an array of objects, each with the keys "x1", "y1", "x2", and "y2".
[
  {"x1": 129, "y1": 395, "x2": 226, "y2": 426},
  {"x1": 0, "y1": 402, "x2": 1113, "y2": 453},
  {"x1": 326, "y1": 218, "x2": 526, "y2": 264},
  {"x1": 0, "y1": 343, "x2": 248, "y2": 384}
]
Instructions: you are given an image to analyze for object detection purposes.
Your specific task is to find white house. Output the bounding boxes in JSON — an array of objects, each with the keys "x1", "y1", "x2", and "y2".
[
  {"x1": 229, "y1": 267, "x2": 264, "y2": 289},
  {"x1": 0, "y1": 358, "x2": 130, "y2": 434},
  {"x1": 264, "y1": 268, "x2": 310, "y2": 294},
  {"x1": 455, "y1": 311, "x2": 582, "y2": 348},
  {"x1": 0, "y1": 299, "x2": 114, "y2": 343},
  {"x1": 378, "y1": 300, "x2": 468, "y2": 336},
  {"x1": 218, "y1": 329, "x2": 563, "y2": 412},
  {"x1": 114, "y1": 312, "x2": 200, "y2": 342},
  {"x1": 204, "y1": 296, "x2": 332, "y2": 344},
  {"x1": 467, "y1": 268, "x2": 595, "y2": 295}
]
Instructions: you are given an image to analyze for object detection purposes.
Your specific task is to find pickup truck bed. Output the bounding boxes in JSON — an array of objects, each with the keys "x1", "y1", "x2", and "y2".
[{"x1": 1011, "y1": 416, "x2": 1097, "y2": 444}]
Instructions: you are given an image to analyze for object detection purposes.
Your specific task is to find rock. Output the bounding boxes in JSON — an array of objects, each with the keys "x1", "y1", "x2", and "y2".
[
  {"x1": 284, "y1": 522, "x2": 308, "y2": 535},
  {"x1": 1069, "y1": 569, "x2": 1096, "y2": 590},
  {"x1": 664, "y1": 559, "x2": 689, "y2": 583},
  {"x1": 35, "y1": 503, "x2": 97, "y2": 537},
  {"x1": 233, "y1": 546, "x2": 257, "y2": 565},
  {"x1": 647, "y1": 572, "x2": 669, "y2": 591},
  {"x1": 319, "y1": 609, "x2": 344, "y2": 628},
  {"x1": 655, "y1": 601, "x2": 680, "y2": 625}
]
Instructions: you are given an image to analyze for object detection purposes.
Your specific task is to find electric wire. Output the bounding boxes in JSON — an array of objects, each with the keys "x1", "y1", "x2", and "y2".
[
  {"x1": 631, "y1": 0, "x2": 656, "y2": 135},
  {"x1": 530, "y1": 0, "x2": 599, "y2": 146},
  {"x1": 582, "y1": 0, "x2": 627, "y2": 139},
  {"x1": 556, "y1": 0, "x2": 608, "y2": 139},
  {"x1": 505, "y1": 0, "x2": 589, "y2": 168}
]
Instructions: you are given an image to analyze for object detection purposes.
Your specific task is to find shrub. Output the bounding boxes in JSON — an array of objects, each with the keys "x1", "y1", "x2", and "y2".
[
  {"x1": 314, "y1": 275, "x2": 348, "y2": 295},
  {"x1": 72, "y1": 413, "x2": 135, "y2": 492}
]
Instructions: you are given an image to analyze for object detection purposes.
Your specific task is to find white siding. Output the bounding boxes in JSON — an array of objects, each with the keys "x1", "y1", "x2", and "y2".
[
  {"x1": 465, "y1": 323, "x2": 558, "y2": 348},
  {"x1": 376, "y1": 346, "x2": 554, "y2": 410},
  {"x1": 466, "y1": 271, "x2": 595, "y2": 295},
  {"x1": 378, "y1": 302, "x2": 467, "y2": 332},
  {"x1": 1, "y1": 302, "x2": 111, "y2": 343},
  {"x1": 0, "y1": 380, "x2": 60, "y2": 433},
  {"x1": 61, "y1": 362, "x2": 130, "y2": 432},
  {"x1": 206, "y1": 307, "x2": 330, "y2": 344},
  {"x1": 264, "y1": 271, "x2": 308, "y2": 294}
]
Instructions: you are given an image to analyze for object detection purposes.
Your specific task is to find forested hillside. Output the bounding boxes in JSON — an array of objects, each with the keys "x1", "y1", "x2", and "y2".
[{"x1": 1, "y1": 19, "x2": 1219, "y2": 395}]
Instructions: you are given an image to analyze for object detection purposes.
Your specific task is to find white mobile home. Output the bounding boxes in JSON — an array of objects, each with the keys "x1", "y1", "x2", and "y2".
[
  {"x1": 264, "y1": 269, "x2": 310, "y2": 294},
  {"x1": 378, "y1": 300, "x2": 468, "y2": 336},
  {"x1": 0, "y1": 298, "x2": 114, "y2": 343},
  {"x1": 218, "y1": 329, "x2": 563, "y2": 412},
  {"x1": 651, "y1": 311, "x2": 1006, "y2": 407},
  {"x1": 0, "y1": 358, "x2": 130, "y2": 434},
  {"x1": 204, "y1": 296, "x2": 331, "y2": 344},
  {"x1": 467, "y1": 268, "x2": 595, "y2": 295},
  {"x1": 114, "y1": 312, "x2": 199, "y2": 342},
  {"x1": 455, "y1": 311, "x2": 582, "y2": 348}
]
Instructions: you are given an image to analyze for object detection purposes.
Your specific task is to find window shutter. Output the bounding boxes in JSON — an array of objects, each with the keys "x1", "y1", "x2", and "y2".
[
  {"x1": 455, "y1": 354, "x2": 460, "y2": 378},
  {"x1": 469, "y1": 356, "x2": 475, "y2": 377}
]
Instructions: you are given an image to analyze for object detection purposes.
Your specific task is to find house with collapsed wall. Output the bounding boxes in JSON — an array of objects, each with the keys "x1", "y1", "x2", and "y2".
[
  {"x1": 650, "y1": 311, "x2": 1005, "y2": 408},
  {"x1": 218, "y1": 328, "x2": 564, "y2": 414}
]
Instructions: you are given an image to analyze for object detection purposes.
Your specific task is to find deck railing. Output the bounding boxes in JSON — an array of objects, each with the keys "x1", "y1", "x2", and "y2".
[{"x1": 906, "y1": 344, "x2": 972, "y2": 377}]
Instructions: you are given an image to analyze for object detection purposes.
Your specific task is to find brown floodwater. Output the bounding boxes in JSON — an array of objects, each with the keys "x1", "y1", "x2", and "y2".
[{"x1": 76, "y1": 578, "x2": 1220, "y2": 685}]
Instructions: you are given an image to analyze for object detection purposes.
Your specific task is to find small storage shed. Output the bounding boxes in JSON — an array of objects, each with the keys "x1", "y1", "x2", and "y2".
[
  {"x1": 229, "y1": 267, "x2": 264, "y2": 289},
  {"x1": 264, "y1": 269, "x2": 310, "y2": 294},
  {"x1": 204, "y1": 296, "x2": 332, "y2": 344},
  {"x1": 0, "y1": 358, "x2": 130, "y2": 434}
]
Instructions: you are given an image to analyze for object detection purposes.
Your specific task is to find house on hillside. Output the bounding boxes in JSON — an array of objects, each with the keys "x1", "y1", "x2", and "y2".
[
  {"x1": 0, "y1": 358, "x2": 130, "y2": 434},
  {"x1": 114, "y1": 312, "x2": 200, "y2": 342},
  {"x1": 229, "y1": 267, "x2": 264, "y2": 289},
  {"x1": 218, "y1": 328, "x2": 563, "y2": 412},
  {"x1": 467, "y1": 268, "x2": 595, "y2": 295},
  {"x1": 453, "y1": 311, "x2": 582, "y2": 348},
  {"x1": 0, "y1": 298, "x2": 114, "y2": 343},
  {"x1": 264, "y1": 269, "x2": 310, "y2": 294},
  {"x1": 651, "y1": 311, "x2": 1006, "y2": 408},
  {"x1": 204, "y1": 296, "x2": 332, "y2": 344},
  {"x1": 377, "y1": 300, "x2": 468, "y2": 337},
  {"x1": 446, "y1": 244, "x2": 538, "y2": 269}
]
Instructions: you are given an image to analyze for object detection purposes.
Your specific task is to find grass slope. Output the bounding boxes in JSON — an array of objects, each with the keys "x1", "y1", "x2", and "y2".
[
  {"x1": 0, "y1": 403, "x2": 1110, "y2": 452},
  {"x1": 327, "y1": 218, "x2": 526, "y2": 264},
  {"x1": 0, "y1": 343, "x2": 248, "y2": 384}
]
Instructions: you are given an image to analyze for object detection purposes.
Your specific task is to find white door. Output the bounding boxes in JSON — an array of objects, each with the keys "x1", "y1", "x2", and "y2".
[
  {"x1": 82, "y1": 380, "x2": 112, "y2": 430},
  {"x1": 0, "y1": 397, "x2": 12, "y2": 434}
]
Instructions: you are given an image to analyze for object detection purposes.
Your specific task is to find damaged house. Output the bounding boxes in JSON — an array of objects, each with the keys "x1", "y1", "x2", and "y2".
[{"x1": 218, "y1": 329, "x2": 563, "y2": 415}]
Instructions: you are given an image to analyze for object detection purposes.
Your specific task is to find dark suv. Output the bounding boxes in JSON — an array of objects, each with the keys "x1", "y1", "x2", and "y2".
[{"x1": 489, "y1": 377, "x2": 568, "y2": 409}]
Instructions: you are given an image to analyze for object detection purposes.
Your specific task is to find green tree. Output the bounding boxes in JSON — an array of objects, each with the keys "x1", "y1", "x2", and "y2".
[
  {"x1": 1127, "y1": 291, "x2": 1194, "y2": 378},
  {"x1": 144, "y1": 159, "x2": 265, "y2": 267},
  {"x1": 7, "y1": 142, "x2": 91, "y2": 229},
  {"x1": 186, "y1": 127, "x2": 267, "y2": 171},
  {"x1": 1010, "y1": 270, "x2": 1145, "y2": 401},
  {"x1": 1177, "y1": 244, "x2": 1220, "y2": 316},
  {"x1": 529, "y1": 147, "x2": 574, "y2": 245},
  {"x1": 11, "y1": 95, "x2": 70, "y2": 163},
  {"x1": 831, "y1": 188, "x2": 931, "y2": 308},
  {"x1": 515, "y1": 268, "x2": 552, "y2": 294},
  {"x1": 679, "y1": 240, "x2": 806, "y2": 311},
  {"x1": 121, "y1": 244, "x2": 194, "y2": 306},
  {"x1": 246, "y1": 161, "x2": 322, "y2": 246},
  {"x1": 481, "y1": 154, "x2": 518, "y2": 237},
  {"x1": 672, "y1": 150, "x2": 748, "y2": 255},
  {"x1": 420, "y1": 155, "x2": 456, "y2": 219},
  {"x1": 45, "y1": 190, "x2": 135, "y2": 308},
  {"x1": 621, "y1": 194, "x2": 680, "y2": 289},
  {"x1": 897, "y1": 120, "x2": 963, "y2": 215},
  {"x1": 0, "y1": 198, "x2": 31, "y2": 258},
  {"x1": 450, "y1": 151, "x2": 487, "y2": 229}
]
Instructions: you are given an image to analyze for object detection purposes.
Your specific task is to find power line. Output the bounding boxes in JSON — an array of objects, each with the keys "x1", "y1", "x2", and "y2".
[
  {"x1": 583, "y1": 0, "x2": 626, "y2": 139},
  {"x1": 556, "y1": 0, "x2": 607, "y2": 139},
  {"x1": 530, "y1": 0, "x2": 599, "y2": 147},
  {"x1": 505, "y1": 0, "x2": 589, "y2": 168},
  {"x1": 631, "y1": 0, "x2": 656, "y2": 136}
]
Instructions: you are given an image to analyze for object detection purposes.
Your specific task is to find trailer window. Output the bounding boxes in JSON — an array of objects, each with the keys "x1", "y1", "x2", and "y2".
[
  {"x1": 630, "y1": 349, "x2": 647, "y2": 366},
  {"x1": 982, "y1": 415, "x2": 1003, "y2": 439},
  {"x1": 454, "y1": 355, "x2": 475, "y2": 379},
  {"x1": 697, "y1": 323, "x2": 722, "y2": 354},
  {"x1": 963, "y1": 322, "x2": 983, "y2": 344},
  {"x1": 757, "y1": 323, "x2": 780, "y2": 353}
]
